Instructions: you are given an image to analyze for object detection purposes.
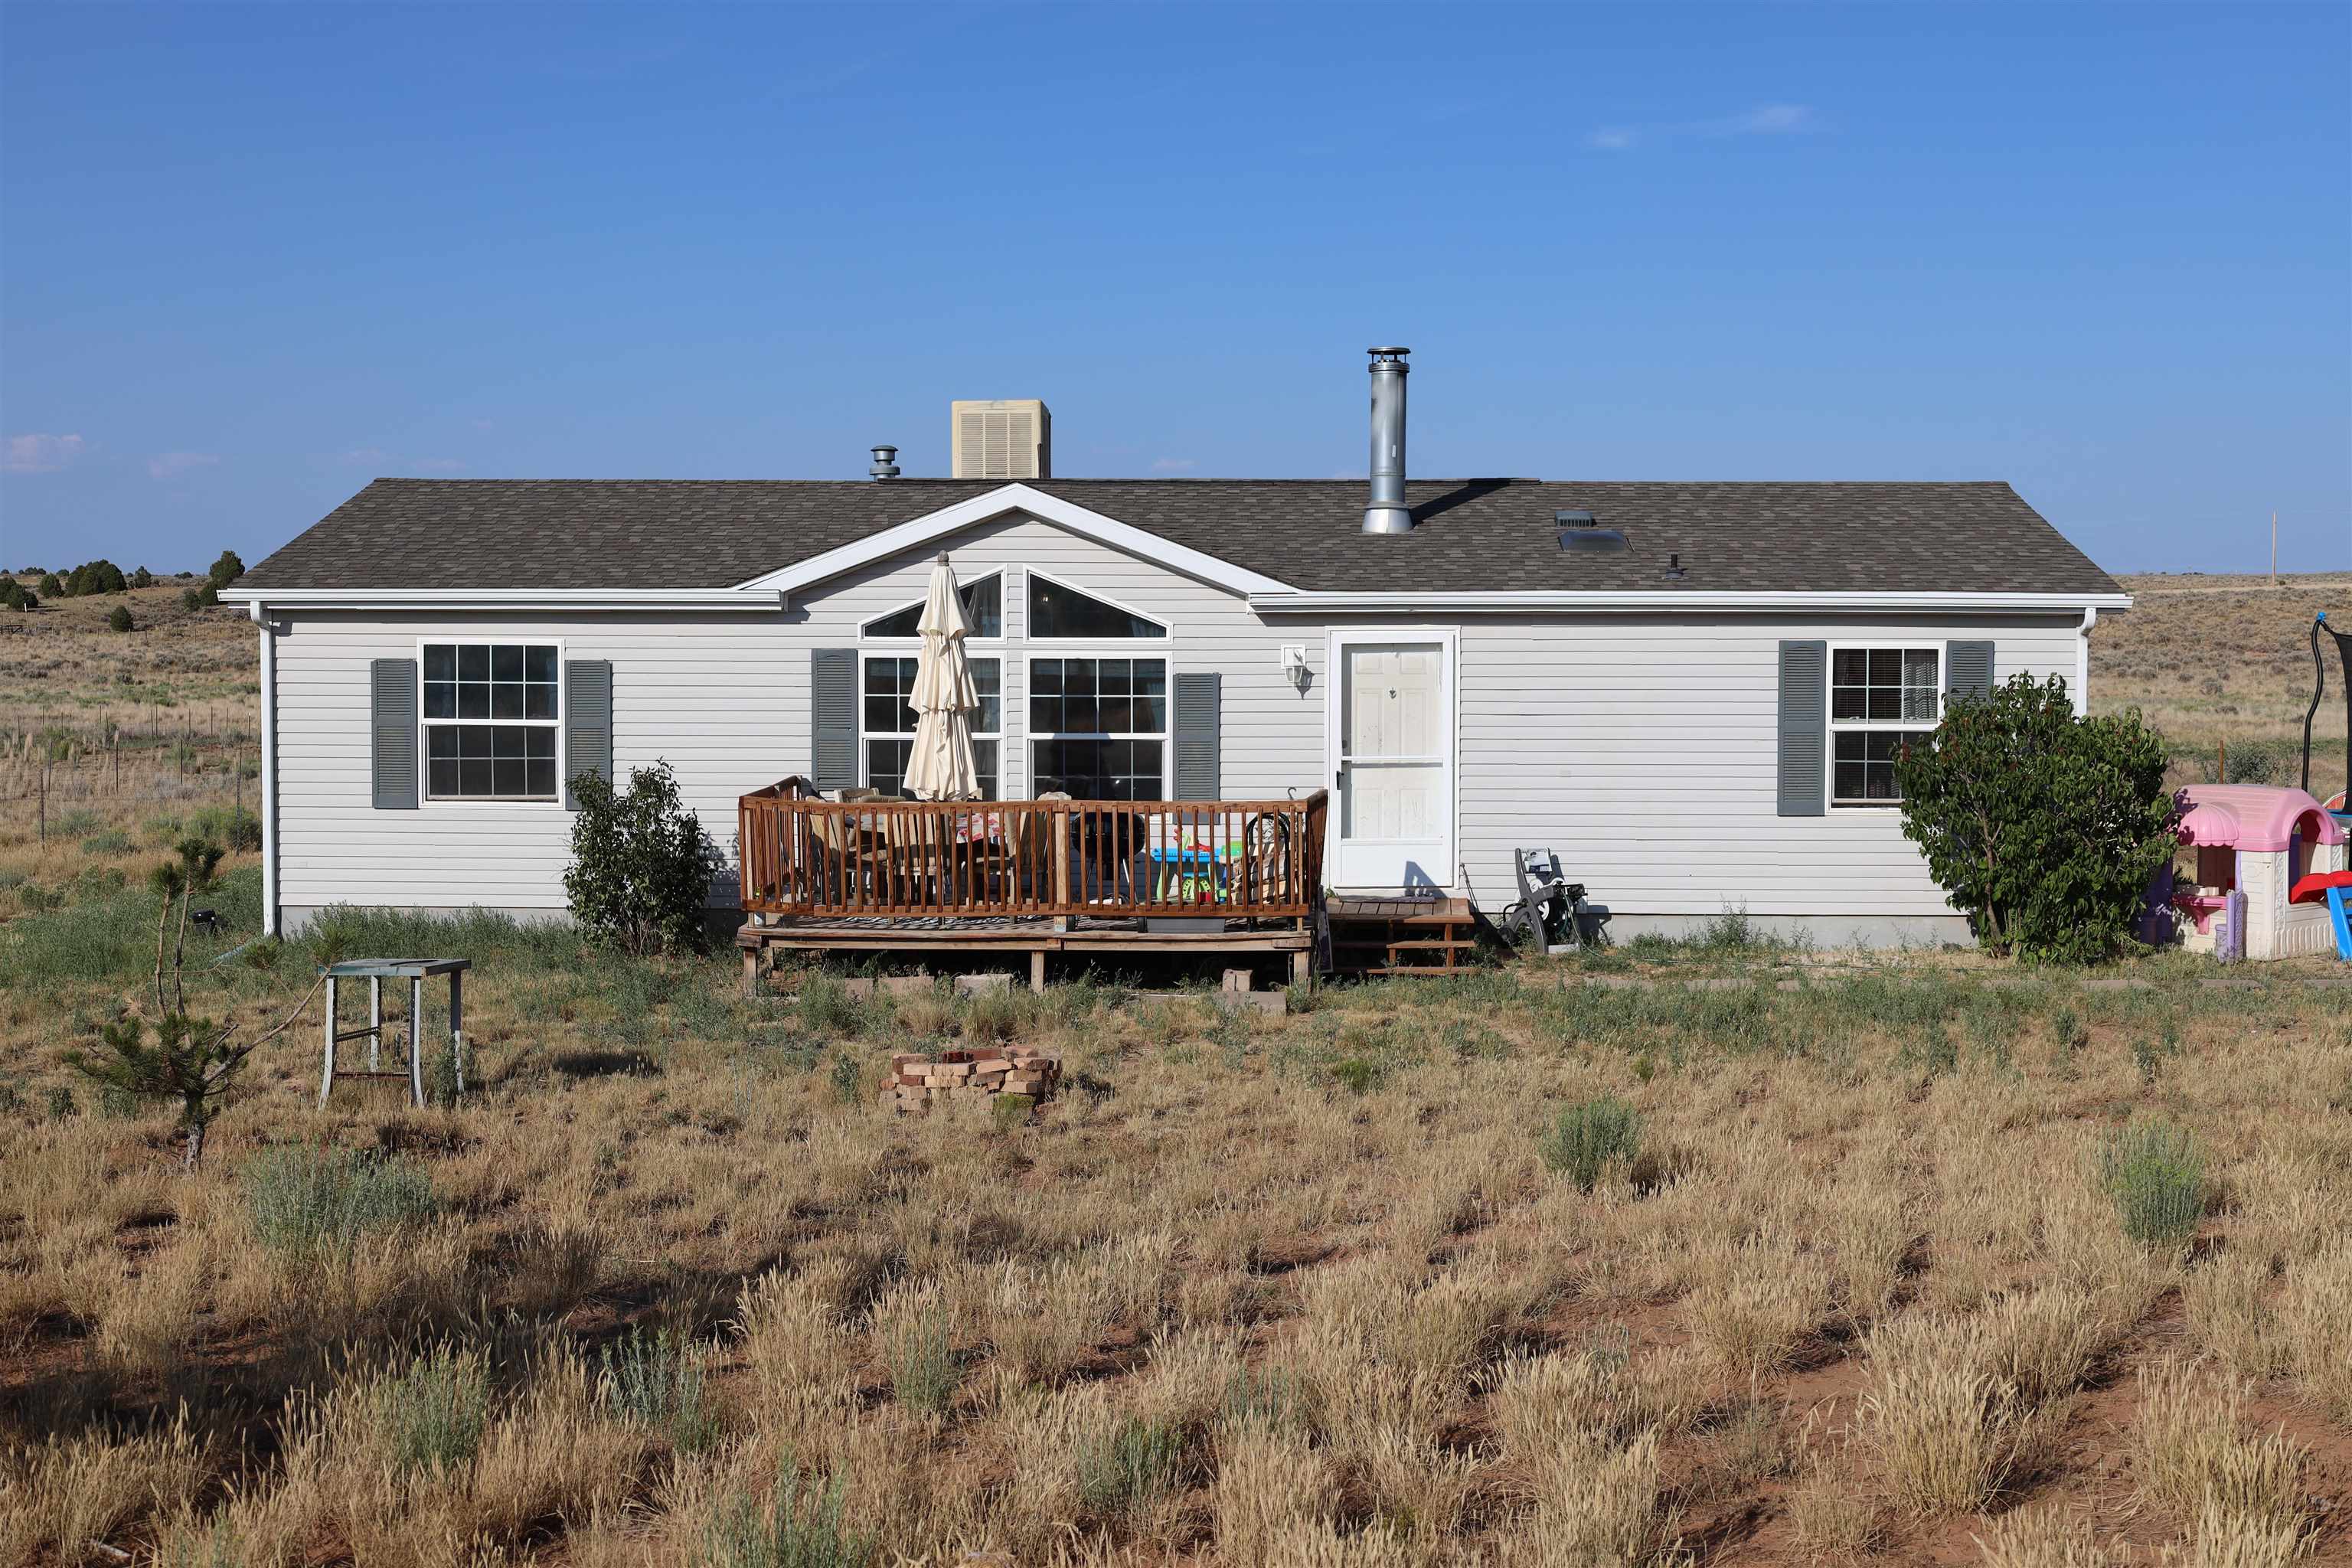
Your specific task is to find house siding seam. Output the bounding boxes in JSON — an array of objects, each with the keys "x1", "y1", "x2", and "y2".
[{"x1": 266, "y1": 514, "x2": 2081, "y2": 931}]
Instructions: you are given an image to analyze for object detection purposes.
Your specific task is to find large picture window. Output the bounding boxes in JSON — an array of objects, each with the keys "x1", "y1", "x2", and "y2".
[
  {"x1": 1029, "y1": 657, "x2": 1167, "y2": 799},
  {"x1": 422, "y1": 643, "x2": 560, "y2": 800},
  {"x1": 1830, "y1": 647, "x2": 1940, "y2": 806},
  {"x1": 862, "y1": 655, "x2": 1000, "y2": 799}
]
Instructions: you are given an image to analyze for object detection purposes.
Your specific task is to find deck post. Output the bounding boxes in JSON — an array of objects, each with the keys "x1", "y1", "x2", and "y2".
[
  {"x1": 1051, "y1": 805, "x2": 1071, "y2": 933},
  {"x1": 318, "y1": 973, "x2": 337, "y2": 1107},
  {"x1": 1031, "y1": 949, "x2": 1047, "y2": 992},
  {"x1": 742, "y1": 944, "x2": 760, "y2": 998},
  {"x1": 1290, "y1": 947, "x2": 1312, "y2": 988},
  {"x1": 408, "y1": 976, "x2": 426, "y2": 1108},
  {"x1": 448, "y1": 969, "x2": 465, "y2": 1096}
]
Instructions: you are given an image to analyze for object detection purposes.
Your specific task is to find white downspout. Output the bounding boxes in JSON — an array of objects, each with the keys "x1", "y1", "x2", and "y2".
[
  {"x1": 2075, "y1": 606, "x2": 2097, "y2": 718},
  {"x1": 250, "y1": 603, "x2": 279, "y2": 936}
]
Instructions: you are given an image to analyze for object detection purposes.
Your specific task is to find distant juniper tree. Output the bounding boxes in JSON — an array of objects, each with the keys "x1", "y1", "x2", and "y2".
[
  {"x1": 66, "y1": 838, "x2": 345, "y2": 1171},
  {"x1": 208, "y1": 550, "x2": 246, "y2": 589}
]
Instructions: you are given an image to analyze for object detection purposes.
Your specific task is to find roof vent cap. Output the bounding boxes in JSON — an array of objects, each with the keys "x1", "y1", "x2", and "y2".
[
  {"x1": 869, "y1": 444, "x2": 900, "y2": 481},
  {"x1": 1556, "y1": 510, "x2": 1627, "y2": 553}
]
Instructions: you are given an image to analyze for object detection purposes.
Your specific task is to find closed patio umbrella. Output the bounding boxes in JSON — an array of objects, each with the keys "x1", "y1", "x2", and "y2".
[{"x1": 902, "y1": 552, "x2": 981, "y2": 802}]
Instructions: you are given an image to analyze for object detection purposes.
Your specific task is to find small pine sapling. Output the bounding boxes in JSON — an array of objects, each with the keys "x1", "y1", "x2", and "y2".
[{"x1": 67, "y1": 837, "x2": 345, "y2": 1170}]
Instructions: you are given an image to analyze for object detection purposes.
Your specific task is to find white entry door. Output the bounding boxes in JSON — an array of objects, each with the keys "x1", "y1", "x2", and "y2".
[{"x1": 1326, "y1": 630, "x2": 1455, "y2": 889}]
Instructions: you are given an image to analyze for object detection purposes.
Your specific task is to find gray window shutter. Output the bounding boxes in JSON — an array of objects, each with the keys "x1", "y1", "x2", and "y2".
[
  {"x1": 1945, "y1": 640, "x2": 1994, "y2": 704},
  {"x1": 1776, "y1": 640, "x2": 1827, "y2": 818},
  {"x1": 371, "y1": 659, "x2": 418, "y2": 809},
  {"x1": 812, "y1": 648, "x2": 857, "y2": 792},
  {"x1": 1173, "y1": 671, "x2": 1220, "y2": 799},
  {"x1": 564, "y1": 660, "x2": 612, "y2": 810}
]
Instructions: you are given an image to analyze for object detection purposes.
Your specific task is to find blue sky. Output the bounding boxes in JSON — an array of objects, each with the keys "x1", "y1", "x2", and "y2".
[{"x1": 3, "y1": 2, "x2": 2347, "y2": 575}]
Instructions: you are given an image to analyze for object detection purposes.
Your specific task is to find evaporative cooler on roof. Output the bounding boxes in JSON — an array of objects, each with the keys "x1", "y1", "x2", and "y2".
[{"x1": 952, "y1": 400, "x2": 1052, "y2": 480}]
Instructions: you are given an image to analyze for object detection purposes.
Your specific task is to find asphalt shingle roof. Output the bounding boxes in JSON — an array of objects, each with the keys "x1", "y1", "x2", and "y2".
[{"x1": 241, "y1": 477, "x2": 2120, "y2": 598}]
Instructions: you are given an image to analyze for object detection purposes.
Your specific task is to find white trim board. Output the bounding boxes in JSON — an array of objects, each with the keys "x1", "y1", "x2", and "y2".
[
  {"x1": 220, "y1": 587, "x2": 783, "y2": 613},
  {"x1": 733, "y1": 485, "x2": 1300, "y2": 603},
  {"x1": 1250, "y1": 590, "x2": 2135, "y2": 615}
]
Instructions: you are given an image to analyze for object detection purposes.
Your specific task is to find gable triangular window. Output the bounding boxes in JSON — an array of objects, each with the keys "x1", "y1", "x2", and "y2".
[
  {"x1": 861, "y1": 573, "x2": 1001, "y2": 639},
  {"x1": 1030, "y1": 574, "x2": 1168, "y2": 639}
]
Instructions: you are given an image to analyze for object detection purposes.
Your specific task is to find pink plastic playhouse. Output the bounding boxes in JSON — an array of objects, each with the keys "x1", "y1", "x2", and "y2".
[{"x1": 2172, "y1": 784, "x2": 2349, "y2": 960}]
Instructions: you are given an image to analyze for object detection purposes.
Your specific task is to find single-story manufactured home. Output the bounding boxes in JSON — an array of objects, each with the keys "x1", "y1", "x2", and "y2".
[{"x1": 223, "y1": 351, "x2": 2129, "y2": 949}]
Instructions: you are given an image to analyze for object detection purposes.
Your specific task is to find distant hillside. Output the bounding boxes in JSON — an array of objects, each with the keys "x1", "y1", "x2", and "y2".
[{"x1": 2093, "y1": 571, "x2": 2351, "y2": 795}]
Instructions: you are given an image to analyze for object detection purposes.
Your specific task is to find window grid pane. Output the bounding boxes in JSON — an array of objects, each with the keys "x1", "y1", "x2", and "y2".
[
  {"x1": 1831, "y1": 729, "x2": 1929, "y2": 804},
  {"x1": 423, "y1": 643, "x2": 560, "y2": 732},
  {"x1": 424, "y1": 723, "x2": 558, "y2": 800},
  {"x1": 1831, "y1": 646, "x2": 1939, "y2": 728}
]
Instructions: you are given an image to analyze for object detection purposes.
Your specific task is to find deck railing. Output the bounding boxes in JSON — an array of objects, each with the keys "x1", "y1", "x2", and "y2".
[{"x1": 740, "y1": 782, "x2": 1327, "y2": 923}]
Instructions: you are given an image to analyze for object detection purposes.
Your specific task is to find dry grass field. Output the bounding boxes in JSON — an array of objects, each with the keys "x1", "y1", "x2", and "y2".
[
  {"x1": 2, "y1": 573, "x2": 2349, "y2": 1567},
  {"x1": 2093, "y1": 573, "x2": 2351, "y2": 794}
]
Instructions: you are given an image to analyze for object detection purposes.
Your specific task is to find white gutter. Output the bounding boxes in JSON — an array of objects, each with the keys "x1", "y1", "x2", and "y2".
[
  {"x1": 1246, "y1": 589, "x2": 2135, "y2": 615},
  {"x1": 218, "y1": 587, "x2": 784, "y2": 614},
  {"x1": 249, "y1": 603, "x2": 279, "y2": 937},
  {"x1": 2075, "y1": 606, "x2": 2098, "y2": 717}
]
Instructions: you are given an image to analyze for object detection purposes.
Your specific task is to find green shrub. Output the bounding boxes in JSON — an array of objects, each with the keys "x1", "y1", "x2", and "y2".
[
  {"x1": 700, "y1": 1466, "x2": 874, "y2": 1568},
  {"x1": 107, "y1": 605, "x2": 135, "y2": 632},
  {"x1": 0, "y1": 577, "x2": 32, "y2": 611},
  {"x1": 131, "y1": 567, "x2": 155, "y2": 590},
  {"x1": 1895, "y1": 675, "x2": 2173, "y2": 963},
  {"x1": 1330, "y1": 1056, "x2": 1383, "y2": 1095},
  {"x1": 991, "y1": 1093, "x2": 1036, "y2": 1131},
  {"x1": 38, "y1": 573, "x2": 64, "y2": 598},
  {"x1": 181, "y1": 583, "x2": 219, "y2": 611},
  {"x1": 600, "y1": 1325, "x2": 721, "y2": 1453},
  {"x1": 827, "y1": 1050, "x2": 861, "y2": 1104},
  {"x1": 376, "y1": 1344, "x2": 489, "y2": 1475},
  {"x1": 207, "y1": 550, "x2": 245, "y2": 590},
  {"x1": 64, "y1": 559, "x2": 128, "y2": 596},
  {"x1": 884, "y1": 1315, "x2": 959, "y2": 1415},
  {"x1": 188, "y1": 805, "x2": 262, "y2": 851},
  {"x1": 2099, "y1": 1119, "x2": 2205, "y2": 1246},
  {"x1": 78, "y1": 829, "x2": 133, "y2": 856},
  {"x1": 564, "y1": 760, "x2": 717, "y2": 956},
  {"x1": 1540, "y1": 1096, "x2": 1642, "y2": 1191},
  {"x1": 45, "y1": 1085, "x2": 79, "y2": 1121},
  {"x1": 243, "y1": 1144, "x2": 438, "y2": 1257},
  {"x1": 1076, "y1": 1416, "x2": 1184, "y2": 1519}
]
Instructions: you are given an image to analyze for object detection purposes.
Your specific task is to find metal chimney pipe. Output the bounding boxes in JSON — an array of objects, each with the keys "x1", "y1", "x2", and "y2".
[
  {"x1": 869, "y1": 444, "x2": 900, "y2": 480},
  {"x1": 1361, "y1": 347, "x2": 1412, "y2": 534}
]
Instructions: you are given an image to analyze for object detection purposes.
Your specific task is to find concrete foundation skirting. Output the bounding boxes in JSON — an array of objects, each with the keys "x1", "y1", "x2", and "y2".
[{"x1": 1598, "y1": 911, "x2": 1975, "y2": 952}]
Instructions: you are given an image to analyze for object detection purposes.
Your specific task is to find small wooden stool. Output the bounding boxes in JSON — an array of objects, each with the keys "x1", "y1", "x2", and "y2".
[{"x1": 318, "y1": 958, "x2": 471, "y2": 1107}]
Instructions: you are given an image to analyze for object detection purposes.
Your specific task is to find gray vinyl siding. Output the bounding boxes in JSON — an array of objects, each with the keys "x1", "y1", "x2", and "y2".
[{"x1": 267, "y1": 510, "x2": 2084, "y2": 932}]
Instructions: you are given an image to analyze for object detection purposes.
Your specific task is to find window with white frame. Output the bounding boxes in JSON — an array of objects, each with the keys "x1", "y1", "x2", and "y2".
[
  {"x1": 1028, "y1": 574, "x2": 1168, "y2": 639},
  {"x1": 1029, "y1": 656, "x2": 1168, "y2": 799},
  {"x1": 1830, "y1": 647, "x2": 1940, "y2": 805},
  {"x1": 861, "y1": 573, "x2": 1003, "y2": 639},
  {"x1": 862, "y1": 654, "x2": 1000, "y2": 799},
  {"x1": 422, "y1": 642, "x2": 560, "y2": 800}
]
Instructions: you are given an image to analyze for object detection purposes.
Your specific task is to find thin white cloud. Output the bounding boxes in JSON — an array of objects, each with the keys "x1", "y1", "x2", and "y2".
[
  {"x1": 148, "y1": 451, "x2": 220, "y2": 481},
  {"x1": 1151, "y1": 457, "x2": 1197, "y2": 472},
  {"x1": 5, "y1": 433, "x2": 87, "y2": 473},
  {"x1": 1585, "y1": 103, "x2": 1818, "y2": 152}
]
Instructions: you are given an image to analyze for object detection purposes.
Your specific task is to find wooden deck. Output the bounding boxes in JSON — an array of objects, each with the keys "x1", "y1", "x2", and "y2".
[
  {"x1": 738, "y1": 916, "x2": 1315, "y2": 991},
  {"x1": 736, "y1": 782, "x2": 1328, "y2": 991}
]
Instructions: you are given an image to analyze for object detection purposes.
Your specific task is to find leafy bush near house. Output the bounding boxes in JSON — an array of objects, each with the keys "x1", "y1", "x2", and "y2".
[
  {"x1": 1894, "y1": 674, "x2": 2174, "y2": 964},
  {"x1": 564, "y1": 760, "x2": 717, "y2": 956}
]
